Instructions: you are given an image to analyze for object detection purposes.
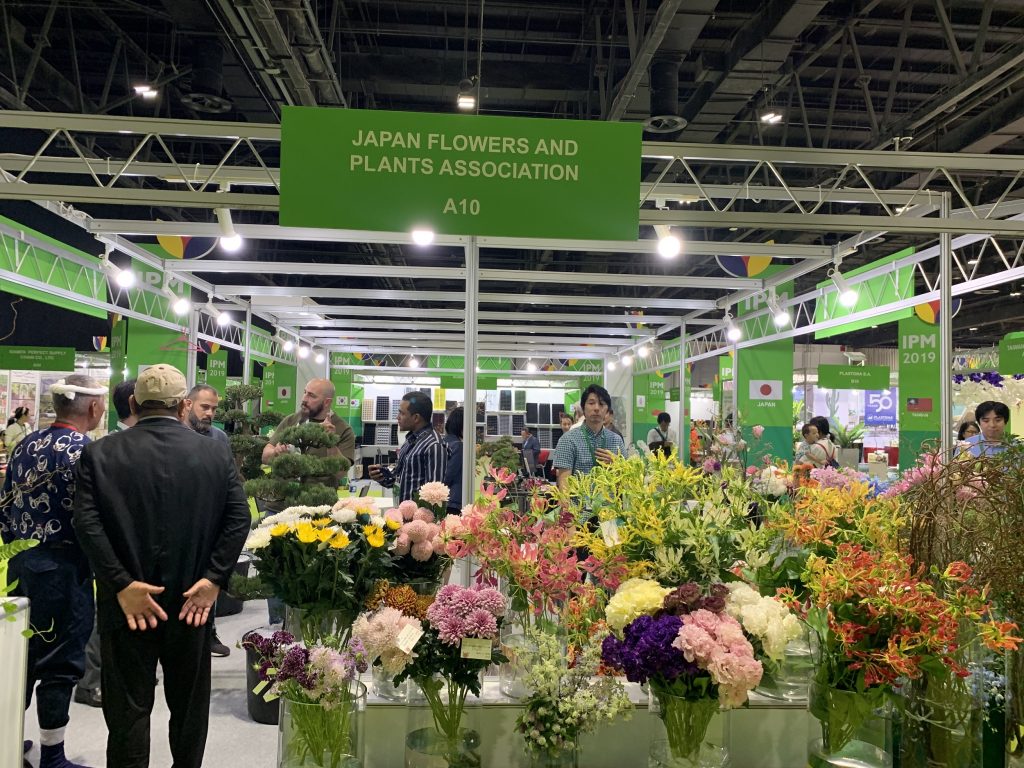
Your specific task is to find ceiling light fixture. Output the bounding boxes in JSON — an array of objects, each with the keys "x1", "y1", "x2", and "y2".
[
  {"x1": 100, "y1": 247, "x2": 136, "y2": 289},
  {"x1": 607, "y1": 360, "x2": 617, "y2": 371},
  {"x1": 526, "y1": 359, "x2": 537, "y2": 372},
  {"x1": 314, "y1": 351, "x2": 325, "y2": 364},
  {"x1": 765, "y1": 289, "x2": 790, "y2": 328},
  {"x1": 411, "y1": 229, "x2": 435, "y2": 246},
  {"x1": 1011, "y1": 291, "x2": 1022, "y2": 297},
  {"x1": 760, "y1": 111, "x2": 783, "y2": 125},
  {"x1": 133, "y1": 84, "x2": 157, "y2": 99},
  {"x1": 205, "y1": 298, "x2": 229, "y2": 326},
  {"x1": 828, "y1": 267, "x2": 859, "y2": 308},
  {"x1": 456, "y1": 77, "x2": 476, "y2": 110},
  {"x1": 653, "y1": 224, "x2": 681, "y2": 260},
  {"x1": 283, "y1": 339, "x2": 295, "y2": 353},
  {"x1": 215, "y1": 208, "x2": 244, "y2": 253},
  {"x1": 297, "y1": 345, "x2": 310, "y2": 359},
  {"x1": 724, "y1": 312, "x2": 742, "y2": 342},
  {"x1": 408, "y1": 356, "x2": 419, "y2": 368},
  {"x1": 161, "y1": 275, "x2": 190, "y2": 315},
  {"x1": 967, "y1": 258, "x2": 979, "y2": 265},
  {"x1": 622, "y1": 353, "x2": 633, "y2": 367},
  {"x1": 638, "y1": 344, "x2": 650, "y2": 359},
  {"x1": 969, "y1": 327, "x2": 979, "y2": 331}
]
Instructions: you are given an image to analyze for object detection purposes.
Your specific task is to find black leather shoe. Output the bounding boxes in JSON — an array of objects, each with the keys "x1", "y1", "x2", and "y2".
[
  {"x1": 74, "y1": 687, "x2": 102, "y2": 708},
  {"x1": 211, "y1": 635, "x2": 230, "y2": 657}
]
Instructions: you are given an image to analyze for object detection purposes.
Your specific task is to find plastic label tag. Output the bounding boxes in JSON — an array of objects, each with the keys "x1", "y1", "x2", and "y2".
[
  {"x1": 397, "y1": 624, "x2": 424, "y2": 654},
  {"x1": 460, "y1": 637, "x2": 492, "y2": 660}
]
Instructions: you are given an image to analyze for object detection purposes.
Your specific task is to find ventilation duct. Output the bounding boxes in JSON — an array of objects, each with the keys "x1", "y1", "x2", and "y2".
[
  {"x1": 181, "y1": 39, "x2": 233, "y2": 113},
  {"x1": 644, "y1": 59, "x2": 686, "y2": 134}
]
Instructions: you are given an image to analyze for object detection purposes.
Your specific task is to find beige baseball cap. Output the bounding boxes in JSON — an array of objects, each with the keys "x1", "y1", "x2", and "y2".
[{"x1": 135, "y1": 364, "x2": 187, "y2": 407}]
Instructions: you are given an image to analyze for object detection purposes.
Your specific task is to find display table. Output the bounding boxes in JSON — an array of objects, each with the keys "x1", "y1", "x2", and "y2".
[{"x1": 356, "y1": 678, "x2": 811, "y2": 768}]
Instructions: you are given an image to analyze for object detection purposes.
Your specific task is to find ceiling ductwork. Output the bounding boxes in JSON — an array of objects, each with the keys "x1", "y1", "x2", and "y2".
[
  {"x1": 181, "y1": 39, "x2": 233, "y2": 114},
  {"x1": 645, "y1": 59, "x2": 686, "y2": 134}
]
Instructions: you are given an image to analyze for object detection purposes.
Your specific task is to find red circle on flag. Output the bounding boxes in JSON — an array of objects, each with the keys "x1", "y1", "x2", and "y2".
[{"x1": 759, "y1": 384, "x2": 773, "y2": 396}]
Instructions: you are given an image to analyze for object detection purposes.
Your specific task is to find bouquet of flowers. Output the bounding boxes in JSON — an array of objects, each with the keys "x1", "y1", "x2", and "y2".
[
  {"x1": 383, "y1": 495, "x2": 449, "y2": 585},
  {"x1": 724, "y1": 581, "x2": 803, "y2": 669},
  {"x1": 244, "y1": 500, "x2": 397, "y2": 642},
  {"x1": 601, "y1": 579, "x2": 763, "y2": 763},
  {"x1": 514, "y1": 629, "x2": 632, "y2": 760},
  {"x1": 354, "y1": 584, "x2": 507, "y2": 767},
  {"x1": 241, "y1": 630, "x2": 368, "y2": 768}
]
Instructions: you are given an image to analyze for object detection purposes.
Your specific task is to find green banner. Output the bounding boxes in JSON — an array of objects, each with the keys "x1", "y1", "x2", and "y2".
[
  {"x1": 124, "y1": 318, "x2": 187, "y2": 378},
  {"x1": 898, "y1": 315, "x2": 941, "y2": 469},
  {"x1": 814, "y1": 247, "x2": 915, "y2": 339},
  {"x1": 736, "y1": 273, "x2": 794, "y2": 464},
  {"x1": 476, "y1": 375, "x2": 498, "y2": 391},
  {"x1": 280, "y1": 107, "x2": 641, "y2": 240},
  {"x1": 0, "y1": 346, "x2": 74, "y2": 371},
  {"x1": 632, "y1": 373, "x2": 665, "y2": 443},
  {"x1": 999, "y1": 333, "x2": 1024, "y2": 375},
  {"x1": 440, "y1": 374, "x2": 464, "y2": 388},
  {"x1": 817, "y1": 364, "x2": 890, "y2": 390},
  {"x1": 262, "y1": 363, "x2": 297, "y2": 415},
  {"x1": 205, "y1": 350, "x2": 228, "y2": 395},
  {"x1": 564, "y1": 389, "x2": 580, "y2": 415}
]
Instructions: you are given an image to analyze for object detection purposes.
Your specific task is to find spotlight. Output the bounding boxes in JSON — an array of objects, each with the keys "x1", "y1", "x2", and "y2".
[
  {"x1": 297, "y1": 345, "x2": 310, "y2": 359},
  {"x1": 526, "y1": 360, "x2": 537, "y2": 372},
  {"x1": 215, "y1": 208, "x2": 243, "y2": 253},
  {"x1": 133, "y1": 84, "x2": 157, "y2": 99},
  {"x1": 216, "y1": 312, "x2": 230, "y2": 327},
  {"x1": 456, "y1": 78, "x2": 476, "y2": 110},
  {"x1": 408, "y1": 356, "x2": 419, "y2": 368},
  {"x1": 765, "y1": 290, "x2": 790, "y2": 328},
  {"x1": 724, "y1": 312, "x2": 742, "y2": 342},
  {"x1": 760, "y1": 111, "x2": 783, "y2": 125},
  {"x1": 654, "y1": 224, "x2": 681, "y2": 260},
  {"x1": 622, "y1": 353, "x2": 633, "y2": 367},
  {"x1": 101, "y1": 250, "x2": 135, "y2": 289},
  {"x1": 172, "y1": 297, "x2": 191, "y2": 315},
  {"x1": 283, "y1": 339, "x2": 295, "y2": 353},
  {"x1": 829, "y1": 268, "x2": 859, "y2": 308},
  {"x1": 115, "y1": 268, "x2": 136, "y2": 288},
  {"x1": 411, "y1": 229, "x2": 435, "y2": 246},
  {"x1": 314, "y1": 352, "x2": 325, "y2": 364},
  {"x1": 607, "y1": 360, "x2": 617, "y2": 371},
  {"x1": 638, "y1": 345, "x2": 650, "y2": 359}
]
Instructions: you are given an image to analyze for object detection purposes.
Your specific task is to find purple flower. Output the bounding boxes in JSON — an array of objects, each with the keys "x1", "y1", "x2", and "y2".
[
  {"x1": 701, "y1": 595, "x2": 726, "y2": 613},
  {"x1": 277, "y1": 646, "x2": 316, "y2": 689},
  {"x1": 663, "y1": 583, "x2": 702, "y2": 615},
  {"x1": 602, "y1": 614, "x2": 695, "y2": 685}
]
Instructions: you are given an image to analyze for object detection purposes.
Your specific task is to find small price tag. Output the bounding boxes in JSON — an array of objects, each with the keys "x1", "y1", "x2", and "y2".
[
  {"x1": 600, "y1": 519, "x2": 622, "y2": 547},
  {"x1": 252, "y1": 680, "x2": 268, "y2": 696},
  {"x1": 460, "y1": 637, "x2": 492, "y2": 660},
  {"x1": 396, "y1": 624, "x2": 424, "y2": 654}
]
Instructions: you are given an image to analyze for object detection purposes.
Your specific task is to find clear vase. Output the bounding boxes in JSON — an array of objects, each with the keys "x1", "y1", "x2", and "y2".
[
  {"x1": 405, "y1": 675, "x2": 482, "y2": 768},
  {"x1": 498, "y1": 626, "x2": 535, "y2": 700},
  {"x1": 756, "y1": 624, "x2": 814, "y2": 702},
  {"x1": 808, "y1": 681, "x2": 892, "y2": 768},
  {"x1": 648, "y1": 687, "x2": 729, "y2": 768},
  {"x1": 277, "y1": 682, "x2": 366, "y2": 768},
  {"x1": 372, "y1": 663, "x2": 409, "y2": 702},
  {"x1": 527, "y1": 746, "x2": 579, "y2": 768},
  {"x1": 283, "y1": 605, "x2": 356, "y2": 647},
  {"x1": 898, "y1": 673, "x2": 983, "y2": 768}
]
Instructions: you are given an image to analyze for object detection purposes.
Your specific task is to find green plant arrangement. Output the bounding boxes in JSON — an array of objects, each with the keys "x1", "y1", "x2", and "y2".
[
  {"x1": 215, "y1": 384, "x2": 284, "y2": 481},
  {"x1": 476, "y1": 435, "x2": 520, "y2": 475},
  {"x1": 245, "y1": 423, "x2": 350, "y2": 508},
  {"x1": 830, "y1": 422, "x2": 866, "y2": 449}
]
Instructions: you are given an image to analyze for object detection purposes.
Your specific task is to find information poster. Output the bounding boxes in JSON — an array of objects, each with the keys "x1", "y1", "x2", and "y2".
[
  {"x1": 898, "y1": 315, "x2": 941, "y2": 469},
  {"x1": 205, "y1": 350, "x2": 229, "y2": 396}
]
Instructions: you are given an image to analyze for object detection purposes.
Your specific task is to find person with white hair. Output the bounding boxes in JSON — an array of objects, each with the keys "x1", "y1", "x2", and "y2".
[{"x1": 1, "y1": 374, "x2": 107, "y2": 768}]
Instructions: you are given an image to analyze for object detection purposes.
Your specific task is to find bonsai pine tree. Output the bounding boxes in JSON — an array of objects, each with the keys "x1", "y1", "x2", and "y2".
[
  {"x1": 244, "y1": 422, "x2": 351, "y2": 508},
  {"x1": 215, "y1": 384, "x2": 284, "y2": 481},
  {"x1": 477, "y1": 435, "x2": 520, "y2": 475}
]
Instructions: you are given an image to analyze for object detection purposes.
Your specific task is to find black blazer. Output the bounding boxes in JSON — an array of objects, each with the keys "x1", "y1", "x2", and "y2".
[{"x1": 73, "y1": 417, "x2": 250, "y2": 629}]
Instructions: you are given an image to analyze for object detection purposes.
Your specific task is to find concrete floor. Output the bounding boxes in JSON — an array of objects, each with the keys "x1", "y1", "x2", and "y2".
[{"x1": 24, "y1": 601, "x2": 277, "y2": 768}]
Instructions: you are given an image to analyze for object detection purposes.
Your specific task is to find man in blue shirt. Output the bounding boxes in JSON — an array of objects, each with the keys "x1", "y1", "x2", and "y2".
[
  {"x1": 368, "y1": 391, "x2": 446, "y2": 502},
  {"x1": 2, "y1": 375, "x2": 107, "y2": 768},
  {"x1": 520, "y1": 426, "x2": 541, "y2": 475},
  {"x1": 960, "y1": 400, "x2": 1013, "y2": 457},
  {"x1": 552, "y1": 384, "x2": 625, "y2": 490}
]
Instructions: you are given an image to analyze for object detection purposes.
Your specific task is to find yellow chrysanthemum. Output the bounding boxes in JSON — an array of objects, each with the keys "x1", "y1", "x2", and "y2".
[
  {"x1": 312, "y1": 517, "x2": 334, "y2": 528},
  {"x1": 329, "y1": 533, "x2": 350, "y2": 549},
  {"x1": 270, "y1": 523, "x2": 291, "y2": 538},
  {"x1": 385, "y1": 518, "x2": 401, "y2": 531},
  {"x1": 316, "y1": 527, "x2": 334, "y2": 543},
  {"x1": 296, "y1": 522, "x2": 318, "y2": 544},
  {"x1": 364, "y1": 524, "x2": 385, "y2": 548}
]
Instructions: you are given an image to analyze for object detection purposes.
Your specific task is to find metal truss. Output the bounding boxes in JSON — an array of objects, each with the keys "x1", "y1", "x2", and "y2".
[
  {"x1": 333, "y1": 354, "x2": 601, "y2": 374},
  {"x1": 953, "y1": 347, "x2": 999, "y2": 371}
]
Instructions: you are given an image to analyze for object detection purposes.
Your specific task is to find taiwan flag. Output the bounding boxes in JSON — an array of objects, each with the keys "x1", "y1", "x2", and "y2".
[
  {"x1": 748, "y1": 380, "x2": 782, "y2": 400},
  {"x1": 906, "y1": 397, "x2": 933, "y2": 413}
]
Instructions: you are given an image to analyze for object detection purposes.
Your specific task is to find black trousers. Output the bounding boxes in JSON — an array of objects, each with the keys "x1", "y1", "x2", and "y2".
[
  {"x1": 99, "y1": 605, "x2": 212, "y2": 768},
  {"x1": 10, "y1": 544, "x2": 94, "y2": 730}
]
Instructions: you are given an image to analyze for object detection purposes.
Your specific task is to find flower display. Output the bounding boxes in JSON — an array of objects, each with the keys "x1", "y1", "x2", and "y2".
[
  {"x1": 384, "y1": 491, "x2": 450, "y2": 583},
  {"x1": 352, "y1": 607, "x2": 423, "y2": 677},
  {"x1": 514, "y1": 629, "x2": 632, "y2": 758},
  {"x1": 724, "y1": 582, "x2": 802, "y2": 660},
  {"x1": 417, "y1": 481, "x2": 451, "y2": 507},
  {"x1": 604, "y1": 578, "x2": 671, "y2": 632},
  {"x1": 808, "y1": 465, "x2": 866, "y2": 490},
  {"x1": 244, "y1": 503, "x2": 398, "y2": 634}
]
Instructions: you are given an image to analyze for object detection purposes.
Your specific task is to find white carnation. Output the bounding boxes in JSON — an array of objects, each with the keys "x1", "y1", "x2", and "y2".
[
  {"x1": 369, "y1": 514, "x2": 385, "y2": 529},
  {"x1": 726, "y1": 583, "x2": 802, "y2": 660}
]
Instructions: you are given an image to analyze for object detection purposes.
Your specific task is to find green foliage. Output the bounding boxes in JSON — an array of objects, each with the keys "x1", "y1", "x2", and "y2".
[
  {"x1": 268, "y1": 452, "x2": 347, "y2": 482},
  {"x1": 224, "y1": 383, "x2": 264, "y2": 411},
  {"x1": 477, "y1": 435, "x2": 520, "y2": 474},
  {"x1": 256, "y1": 411, "x2": 284, "y2": 429},
  {"x1": 831, "y1": 422, "x2": 866, "y2": 448},
  {"x1": 227, "y1": 571, "x2": 272, "y2": 600},
  {"x1": 245, "y1": 422, "x2": 349, "y2": 509},
  {"x1": 2, "y1": 540, "x2": 39, "y2": 608},
  {"x1": 275, "y1": 423, "x2": 342, "y2": 454},
  {"x1": 230, "y1": 434, "x2": 269, "y2": 480}
]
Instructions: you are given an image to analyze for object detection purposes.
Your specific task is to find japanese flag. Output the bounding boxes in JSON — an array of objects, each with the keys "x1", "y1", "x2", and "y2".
[{"x1": 749, "y1": 380, "x2": 782, "y2": 400}]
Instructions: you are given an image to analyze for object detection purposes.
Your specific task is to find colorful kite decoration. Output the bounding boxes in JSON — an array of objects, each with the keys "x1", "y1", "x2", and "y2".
[
  {"x1": 157, "y1": 234, "x2": 218, "y2": 260},
  {"x1": 92, "y1": 336, "x2": 108, "y2": 352},
  {"x1": 716, "y1": 255, "x2": 772, "y2": 278},
  {"x1": 914, "y1": 298, "x2": 962, "y2": 325},
  {"x1": 207, "y1": 342, "x2": 221, "y2": 356}
]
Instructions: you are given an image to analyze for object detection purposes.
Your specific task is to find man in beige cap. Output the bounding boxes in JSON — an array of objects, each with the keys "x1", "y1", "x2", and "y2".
[{"x1": 73, "y1": 364, "x2": 250, "y2": 768}]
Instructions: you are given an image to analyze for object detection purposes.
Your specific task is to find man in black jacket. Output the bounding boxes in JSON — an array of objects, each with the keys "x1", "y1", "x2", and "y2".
[{"x1": 72, "y1": 364, "x2": 250, "y2": 768}]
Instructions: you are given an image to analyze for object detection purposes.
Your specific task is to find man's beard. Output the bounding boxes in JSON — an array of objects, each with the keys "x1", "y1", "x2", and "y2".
[
  {"x1": 301, "y1": 402, "x2": 326, "y2": 421},
  {"x1": 189, "y1": 412, "x2": 212, "y2": 434}
]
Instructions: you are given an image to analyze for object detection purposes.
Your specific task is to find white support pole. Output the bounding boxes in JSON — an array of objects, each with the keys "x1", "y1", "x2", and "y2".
[
  {"x1": 731, "y1": 345, "x2": 739, "y2": 427},
  {"x1": 679, "y1": 325, "x2": 687, "y2": 459},
  {"x1": 242, "y1": 307, "x2": 252, "y2": 385},
  {"x1": 186, "y1": 310, "x2": 199, "y2": 389},
  {"x1": 462, "y1": 238, "x2": 479, "y2": 509},
  {"x1": 939, "y1": 192, "x2": 954, "y2": 453}
]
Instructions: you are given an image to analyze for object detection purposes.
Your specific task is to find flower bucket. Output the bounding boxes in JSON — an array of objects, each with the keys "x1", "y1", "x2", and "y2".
[
  {"x1": 527, "y1": 746, "x2": 579, "y2": 768},
  {"x1": 755, "y1": 624, "x2": 814, "y2": 703},
  {"x1": 284, "y1": 605, "x2": 356, "y2": 647},
  {"x1": 897, "y1": 673, "x2": 982, "y2": 768},
  {"x1": 277, "y1": 681, "x2": 366, "y2": 768},
  {"x1": 648, "y1": 689, "x2": 728, "y2": 768},
  {"x1": 405, "y1": 676, "x2": 482, "y2": 768},
  {"x1": 498, "y1": 627, "x2": 535, "y2": 700},
  {"x1": 808, "y1": 682, "x2": 892, "y2": 768}
]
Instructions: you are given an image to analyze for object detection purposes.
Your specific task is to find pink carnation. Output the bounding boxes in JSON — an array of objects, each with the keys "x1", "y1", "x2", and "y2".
[
  {"x1": 708, "y1": 650, "x2": 762, "y2": 708},
  {"x1": 674, "y1": 623, "x2": 718, "y2": 665},
  {"x1": 398, "y1": 500, "x2": 419, "y2": 521},
  {"x1": 432, "y1": 536, "x2": 446, "y2": 556},
  {"x1": 384, "y1": 509, "x2": 404, "y2": 526},
  {"x1": 413, "y1": 508, "x2": 436, "y2": 523}
]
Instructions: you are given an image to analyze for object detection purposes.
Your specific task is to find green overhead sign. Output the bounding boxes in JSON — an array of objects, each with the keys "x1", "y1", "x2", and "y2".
[
  {"x1": 814, "y1": 247, "x2": 915, "y2": 339},
  {"x1": 817, "y1": 364, "x2": 890, "y2": 390},
  {"x1": 205, "y1": 350, "x2": 229, "y2": 395},
  {"x1": 999, "y1": 333, "x2": 1024, "y2": 375},
  {"x1": 280, "y1": 107, "x2": 641, "y2": 240},
  {"x1": 0, "y1": 346, "x2": 75, "y2": 371}
]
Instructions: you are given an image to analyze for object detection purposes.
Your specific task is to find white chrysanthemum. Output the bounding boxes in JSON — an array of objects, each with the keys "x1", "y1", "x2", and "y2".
[
  {"x1": 369, "y1": 514, "x2": 385, "y2": 529},
  {"x1": 259, "y1": 509, "x2": 302, "y2": 528},
  {"x1": 330, "y1": 508, "x2": 357, "y2": 525},
  {"x1": 245, "y1": 526, "x2": 272, "y2": 550}
]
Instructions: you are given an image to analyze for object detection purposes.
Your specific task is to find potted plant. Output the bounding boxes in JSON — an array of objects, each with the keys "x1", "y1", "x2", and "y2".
[
  {"x1": 830, "y1": 422, "x2": 866, "y2": 468},
  {"x1": 244, "y1": 423, "x2": 349, "y2": 510},
  {"x1": 217, "y1": 384, "x2": 284, "y2": 480}
]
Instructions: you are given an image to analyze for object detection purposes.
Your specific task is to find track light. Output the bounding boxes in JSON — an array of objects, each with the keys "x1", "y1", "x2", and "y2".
[
  {"x1": 638, "y1": 344, "x2": 651, "y2": 359},
  {"x1": 760, "y1": 111, "x2": 783, "y2": 125},
  {"x1": 314, "y1": 351, "x2": 325, "y2": 364},
  {"x1": 297, "y1": 345, "x2": 310, "y2": 359},
  {"x1": 526, "y1": 359, "x2": 537, "y2": 372},
  {"x1": 133, "y1": 84, "x2": 157, "y2": 99},
  {"x1": 206, "y1": 299, "x2": 229, "y2": 326},
  {"x1": 411, "y1": 229, "x2": 435, "y2": 246},
  {"x1": 829, "y1": 268, "x2": 859, "y2": 308},
  {"x1": 101, "y1": 249, "x2": 135, "y2": 288},
  {"x1": 653, "y1": 224, "x2": 681, "y2": 260},
  {"x1": 724, "y1": 312, "x2": 742, "y2": 342},
  {"x1": 283, "y1": 339, "x2": 295, "y2": 353},
  {"x1": 162, "y1": 276, "x2": 190, "y2": 315},
  {"x1": 215, "y1": 208, "x2": 243, "y2": 253},
  {"x1": 408, "y1": 356, "x2": 419, "y2": 368},
  {"x1": 622, "y1": 353, "x2": 633, "y2": 367},
  {"x1": 607, "y1": 360, "x2": 617, "y2": 371},
  {"x1": 765, "y1": 290, "x2": 790, "y2": 328},
  {"x1": 456, "y1": 78, "x2": 476, "y2": 110}
]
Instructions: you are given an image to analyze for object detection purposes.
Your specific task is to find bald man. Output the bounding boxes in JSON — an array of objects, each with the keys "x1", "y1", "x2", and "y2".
[{"x1": 261, "y1": 378, "x2": 355, "y2": 465}]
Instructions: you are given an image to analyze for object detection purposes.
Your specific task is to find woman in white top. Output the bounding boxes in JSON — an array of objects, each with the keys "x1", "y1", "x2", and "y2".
[{"x1": 4, "y1": 407, "x2": 32, "y2": 453}]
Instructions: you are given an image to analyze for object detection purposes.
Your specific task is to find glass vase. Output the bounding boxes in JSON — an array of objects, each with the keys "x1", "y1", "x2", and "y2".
[
  {"x1": 808, "y1": 681, "x2": 892, "y2": 768},
  {"x1": 648, "y1": 687, "x2": 729, "y2": 768},
  {"x1": 527, "y1": 746, "x2": 579, "y2": 768},
  {"x1": 498, "y1": 624, "x2": 536, "y2": 700},
  {"x1": 898, "y1": 673, "x2": 983, "y2": 768},
  {"x1": 405, "y1": 675, "x2": 482, "y2": 768},
  {"x1": 756, "y1": 624, "x2": 814, "y2": 702},
  {"x1": 372, "y1": 663, "x2": 409, "y2": 702},
  {"x1": 284, "y1": 605, "x2": 356, "y2": 647},
  {"x1": 1009, "y1": 645, "x2": 1024, "y2": 767},
  {"x1": 277, "y1": 682, "x2": 366, "y2": 768}
]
